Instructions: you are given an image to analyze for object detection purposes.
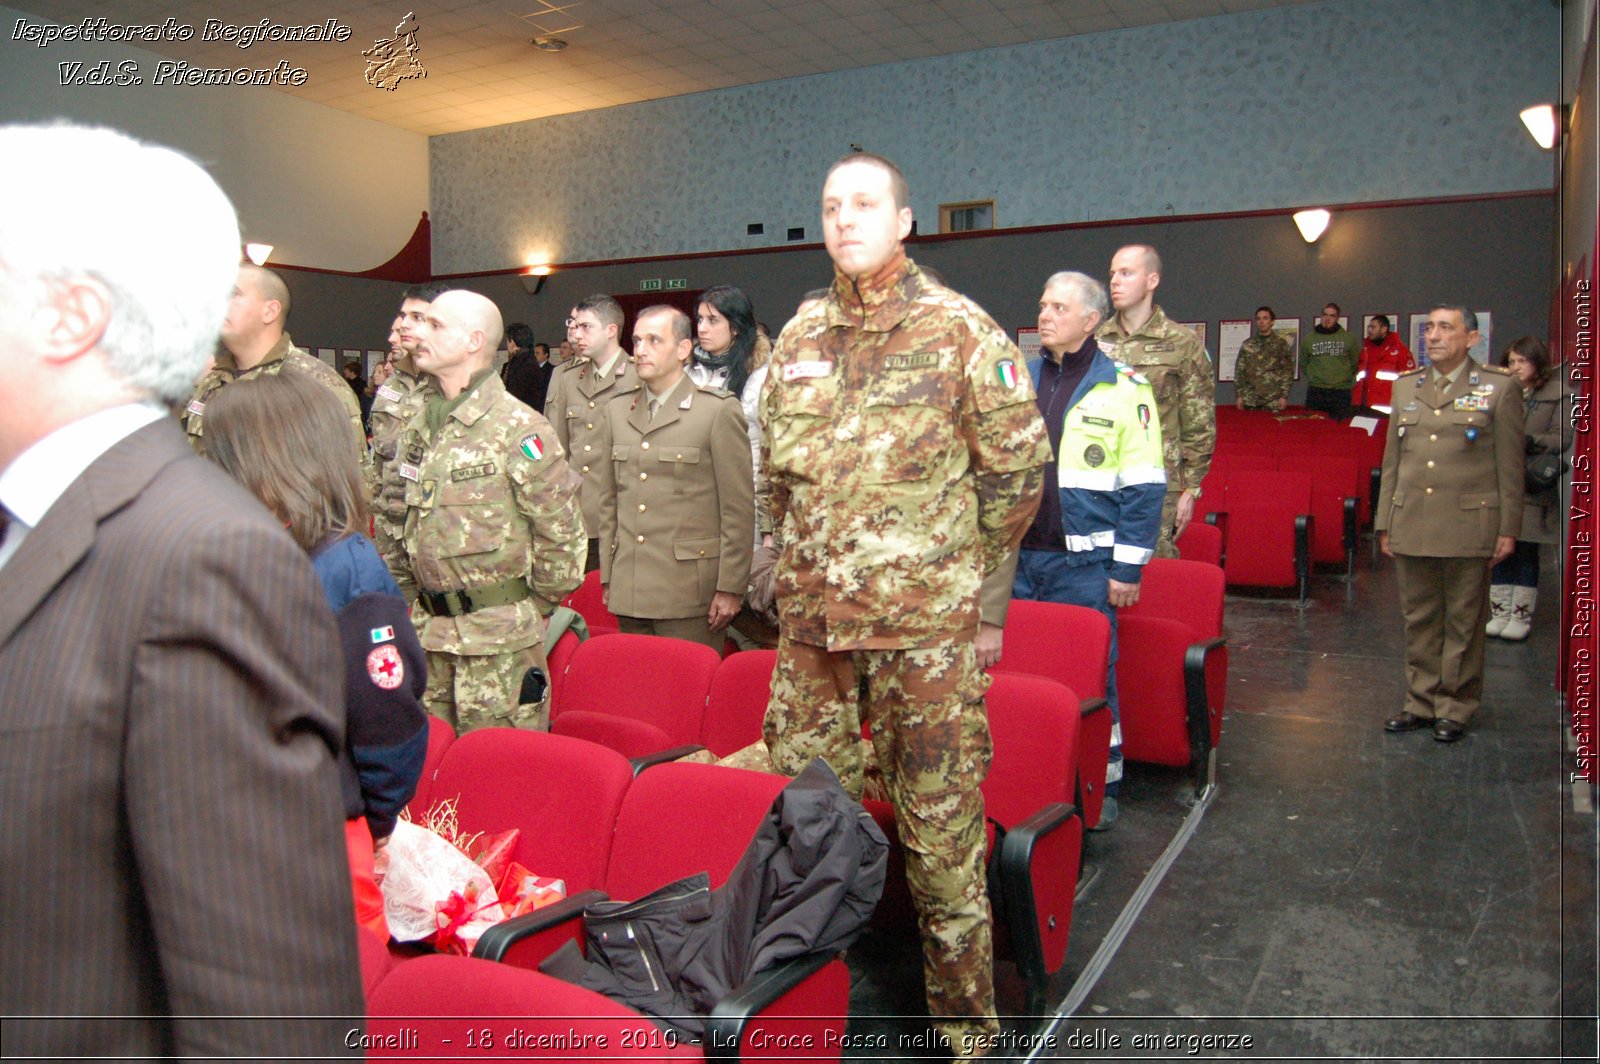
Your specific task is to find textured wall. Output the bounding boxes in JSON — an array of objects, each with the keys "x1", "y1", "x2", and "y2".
[
  {"x1": 431, "y1": 0, "x2": 1560, "y2": 273},
  {"x1": 0, "y1": 3, "x2": 429, "y2": 272}
]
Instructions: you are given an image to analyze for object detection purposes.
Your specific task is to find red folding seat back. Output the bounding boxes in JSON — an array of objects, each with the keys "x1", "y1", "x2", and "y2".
[
  {"x1": 605, "y1": 760, "x2": 789, "y2": 900},
  {"x1": 1116, "y1": 615, "x2": 1198, "y2": 766},
  {"x1": 982, "y1": 672, "x2": 1084, "y2": 1000},
  {"x1": 1219, "y1": 470, "x2": 1312, "y2": 592},
  {"x1": 550, "y1": 633, "x2": 719, "y2": 759},
  {"x1": 992, "y1": 599, "x2": 1111, "y2": 828},
  {"x1": 703, "y1": 649, "x2": 777, "y2": 758},
  {"x1": 427, "y1": 728, "x2": 634, "y2": 894},
  {"x1": 1124, "y1": 557, "x2": 1228, "y2": 726},
  {"x1": 561, "y1": 569, "x2": 621, "y2": 633},
  {"x1": 1176, "y1": 519, "x2": 1223, "y2": 566},
  {"x1": 404, "y1": 714, "x2": 457, "y2": 819}
]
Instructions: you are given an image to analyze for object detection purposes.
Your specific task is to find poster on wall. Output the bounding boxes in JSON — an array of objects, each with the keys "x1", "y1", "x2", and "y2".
[
  {"x1": 1218, "y1": 319, "x2": 1301, "y2": 382},
  {"x1": 317, "y1": 347, "x2": 337, "y2": 368},
  {"x1": 364, "y1": 350, "x2": 385, "y2": 376},
  {"x1": 1408, "y1": 311, "x2": 1491, "y2": 368},
  {"x1": 1016, "y1": 327, "x2": 1041, "y2": 364},
  {"x1": 1218, "y1": 320, "x2": 1252, "y2": 382}
]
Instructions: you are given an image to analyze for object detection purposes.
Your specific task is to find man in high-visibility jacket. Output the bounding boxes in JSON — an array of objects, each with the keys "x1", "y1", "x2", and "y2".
[
  {"x1": 1015, "y1": 271, "x2": 1165, "y2": 829},
  {"x1": 1352, "y1": 314, "x2": 1417, "y2": 415}
]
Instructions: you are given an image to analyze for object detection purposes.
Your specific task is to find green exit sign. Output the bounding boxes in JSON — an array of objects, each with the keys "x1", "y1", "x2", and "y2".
[
  {"x1": 639, "y1": 278, "x2": 662, "y2": 291},
  {"x1": 664, "y1": 278, "x2": 687, "y2": 290}
]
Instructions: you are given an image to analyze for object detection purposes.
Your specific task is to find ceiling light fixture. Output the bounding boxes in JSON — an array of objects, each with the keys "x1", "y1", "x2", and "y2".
[
  {"x1": 532, "y1": 36, "x2": 567, "y2": 51},
  {"x1": 244, "y1": 242, "x2": 273, "y2": 265},
  {"x1": 1292, "y1": 209, "x2": 1331, "y2": 244},
  {"x1": 1519, "y1": 103, "x2": 1560, "y2": 150}
]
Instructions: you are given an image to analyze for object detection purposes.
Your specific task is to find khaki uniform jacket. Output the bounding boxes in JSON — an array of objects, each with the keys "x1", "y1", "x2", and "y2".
[
  {"x1": 388, "y1": 374, "x2": 586, "y2": 654},
  {"x1": 1377, "y1": 362, "x2": 1525, "y2": 557},
  {"x1": 596, "y1": 375, "x2": 755, "y2": 619},
  {"x1": 182, "y1": 332, "x2": 364, "y2": 461},
  {"x1": 1096, "y1": 307, "x2": 1215, "y2": 495},
  {"x1": 762, "y1": 257, "x2": 1050, "y2": 650},
  {"x1": 545, "y1": 352, "x2": 641, "y2": 536}
]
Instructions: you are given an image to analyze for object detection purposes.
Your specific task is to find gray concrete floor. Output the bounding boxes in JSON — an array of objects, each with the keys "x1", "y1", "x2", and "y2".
[{"x1": 841, "y1": 546, "x2": 1597, "y2": 1061}]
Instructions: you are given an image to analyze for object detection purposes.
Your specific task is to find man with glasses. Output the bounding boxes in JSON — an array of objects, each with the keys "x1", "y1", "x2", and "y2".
[{"x1": 545, "y1": 294, "x2": 639, "y2": 571}]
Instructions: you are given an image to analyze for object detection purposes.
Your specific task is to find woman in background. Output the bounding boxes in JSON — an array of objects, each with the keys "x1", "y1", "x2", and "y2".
[
  {"x1": 206, "y1": 372, "x2": 428, "y2": 936},
  {"x1": 1487, "y1": 336, "x2": 1572, "y2": 641},
  {"x1": 690, "y1": 285, "x2": 771, "y2": 538}
]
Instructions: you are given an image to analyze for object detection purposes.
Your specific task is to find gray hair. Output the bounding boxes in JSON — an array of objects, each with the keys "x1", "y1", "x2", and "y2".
[
  {"x1": 1429, "y1": 303, "x2": 1478, "y2": 334},
  {"x1": 0, "y1": 124, "x2": 240, "y2": 405},
  {"x1": 1044, "y1": 270, "x2": 1110, "y2": 324}
]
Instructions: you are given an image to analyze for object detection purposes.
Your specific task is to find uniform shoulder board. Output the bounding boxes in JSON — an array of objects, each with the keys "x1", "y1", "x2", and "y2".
[
  {"x1": 1484, "y1": 363, "x2": 1512, "y2": 375},
  {"x1": 1397, "y1": 366, "x2": 1427, "y2": 378},
  {"x1": 1113, "y1": 361, "x2": 1149, "y2": 386}
]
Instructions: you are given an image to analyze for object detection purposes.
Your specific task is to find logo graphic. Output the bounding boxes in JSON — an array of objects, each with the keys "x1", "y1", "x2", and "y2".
[
  {"x1": 363, "y1": 11, "x2": 425, "y2": 90},
  {"x1": 996, "y1": 359, "x2": 1018, "y2": 389},
  {"x1": 520, "y1": 434, "x2": 545, "y2": 461},
  {"x1": 367, "y1": 644, "x2": 405, "y2": 689}
]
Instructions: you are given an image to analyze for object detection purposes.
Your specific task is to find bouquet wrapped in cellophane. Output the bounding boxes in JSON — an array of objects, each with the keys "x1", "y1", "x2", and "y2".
[{"x1": 378, "y1": 797, "x2": 566, "y2": 954}]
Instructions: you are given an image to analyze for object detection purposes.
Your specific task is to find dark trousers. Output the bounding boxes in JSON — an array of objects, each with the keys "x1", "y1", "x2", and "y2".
[
  {"x1": 1306, "y1": 385, "x2": 1352, "y2": 421},
  {"x1": 1491, "y1": 540, "x2": 1540, "y2": 587}
]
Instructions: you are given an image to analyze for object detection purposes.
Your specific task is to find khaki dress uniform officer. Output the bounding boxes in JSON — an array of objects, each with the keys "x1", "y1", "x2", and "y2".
[
  {"x1": 1378, "y1": 332, "x2": 1523, "y2": 740},
  {"x1": 546, "y1": 351, "x2": 640, "y2": 570},
  {"x1": 596, "y1": 374, "x2": 754, "y2": 651}
]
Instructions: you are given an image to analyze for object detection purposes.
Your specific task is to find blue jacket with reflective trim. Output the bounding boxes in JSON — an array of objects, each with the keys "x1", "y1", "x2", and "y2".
[{"x1": 1029, "y1": 352, "x2": 1166, "y2": 582}]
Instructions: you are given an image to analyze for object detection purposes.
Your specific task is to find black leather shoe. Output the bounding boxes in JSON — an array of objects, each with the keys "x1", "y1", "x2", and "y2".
[
  {"x1": 1385, "y1": 711, "x2": 1433, "y2": 733},
  {"x1": 1433, "y1": 719, "x2": 1467, "y2": 743}
]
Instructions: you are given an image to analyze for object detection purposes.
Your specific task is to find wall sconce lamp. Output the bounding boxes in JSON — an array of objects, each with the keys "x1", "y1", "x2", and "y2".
[
  {"x1": 243, "y1": 242, "x2": 273, "y2": 265},
  {"x1": 1519, "y1": 103, "x2": 1562, "y2": 150},
  {"x1": 1292, "y1": 209, "x2": 1331, "y2": 244},
  {"x1": 519, "y1": 264, "x2": 552, "y2": 295}
]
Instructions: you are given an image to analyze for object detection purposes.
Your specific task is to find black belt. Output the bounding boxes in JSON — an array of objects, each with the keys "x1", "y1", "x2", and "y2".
[{"x1": 419, "y1": 577, "x2": 531, "y2": 617}]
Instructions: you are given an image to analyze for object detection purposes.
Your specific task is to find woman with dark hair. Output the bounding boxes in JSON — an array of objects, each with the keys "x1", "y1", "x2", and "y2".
[
  {"x1": 1487, "y1": 335, "x2": 1572, "y2": 640},
  {"x1": 691, "y1": 285, "x2": 771, "y2": 544},
  {"x1": 205, "y1": 372, "x2": 428, "y2": 936}
]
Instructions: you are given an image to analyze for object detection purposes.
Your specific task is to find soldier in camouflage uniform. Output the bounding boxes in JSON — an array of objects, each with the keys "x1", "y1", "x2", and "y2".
[
  {"x1": 1098, "y1": 245, "x2": 1215, "y2": 558},
  {"x1": 379, "y1": 290, "x2": 585, "y2": 733},
  {"x1": 180, "y1": 264, "x2": 363, "y2": 461},
  {"x1": 1234, "y1": 305, "x2": 1294, "y2": 411},
  {"x1": 762, "y1": 154, "x2": 1050, "y2": 1058},
  {"x1": 368, "y1": 282, "x2": 450, "y2": 589},
  {"x1": 544, "y1": 294, "x2": 641, "y2": 571}
]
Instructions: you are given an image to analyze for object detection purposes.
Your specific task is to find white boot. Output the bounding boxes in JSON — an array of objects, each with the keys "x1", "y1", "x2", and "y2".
[
  {"x1": 1485, "y1": 584, "x2": 1513, "y2": 637},
  {"x1": 1500, "y1": 587, "x2": 1536, "y2": 641}
]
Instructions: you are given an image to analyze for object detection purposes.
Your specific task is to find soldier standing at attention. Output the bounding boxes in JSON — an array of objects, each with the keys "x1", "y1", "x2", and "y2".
[
  {"x1": 1378, "y1": 305, "x2": 1522, "y2": 743},
  {"x1": 1234, "y1": 305, "x2": 1294, "y2": 411},
  {"x1": 369, "y1": 282, "x2": 449, "y2": 588},
  {"x1": 388, "y1": 289, "x2": 585, "y2": 733},
  {"x1": 544, "y1": 294, "x2": 640, "y2": 571},
  {"x1": 180, "y1": 263, "x2": 363, "y2": 461},
  {"x1": 761, "y1": 152, "x2": 1050, "y2": 1059},
  {"x1": 1097, "y1": 245, "x2": 1215, "y2": 557},
  {"x1": 596, "y1": 306, "x2": 753, "y2": 650}
]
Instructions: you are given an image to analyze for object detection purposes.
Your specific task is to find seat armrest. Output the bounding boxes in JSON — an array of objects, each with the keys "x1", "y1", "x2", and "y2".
[
  {"x1": 471, "y1": 888, "x2": 607, "y2": 967},
  {"x1": 1074, "y1": 697, "x2": 1110, "y2": 829},
  {"x1": 1342, "y1": 496, "x2": 1358, "y2": 576},
  {"x1": 1078, "y1": 695, "x2": 1108, "y2": 720},
  {"x1": 705, "y1": 952, "x2": 847, "y2": 1060},
  {"x1": 1294, "y1": 514, "x2": 1313, "y2": 605},
  {"x1": 630, "y1": 744, "x2": 709, "y2": 776},
  {"x1": 1183, "y1": 637, "x2": 1227, "y2": 795},
  {"x1": 997, "y1": 801, "x2": 1082, "y2": 1009}
]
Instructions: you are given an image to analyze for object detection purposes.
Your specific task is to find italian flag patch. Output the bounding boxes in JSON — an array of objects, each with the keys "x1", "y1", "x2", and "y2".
[
  {"x1": 370, "y1": 625, "x2": 395, "y2": 644},
  {"x1": 520, "y1": 434, "x2": 544, "y2": 461},
  {"x1": 997, "y1": 359, "x2": 1018, "y2": 389}
]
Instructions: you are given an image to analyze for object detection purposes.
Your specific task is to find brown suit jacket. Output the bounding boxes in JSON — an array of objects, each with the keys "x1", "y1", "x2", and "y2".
[
  {"x1": 545, "y1": 353, "x2": 641, "y2": 535},
  {"x1": 1377, "y1": 361, "x2": 1525, "y2": 557},
  {"x1": 0, "y1": 419, "x2": 364, "y2": 1058},
  {"x1": 597, "y1": 375, "x2": 755, "y2": 619}
]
